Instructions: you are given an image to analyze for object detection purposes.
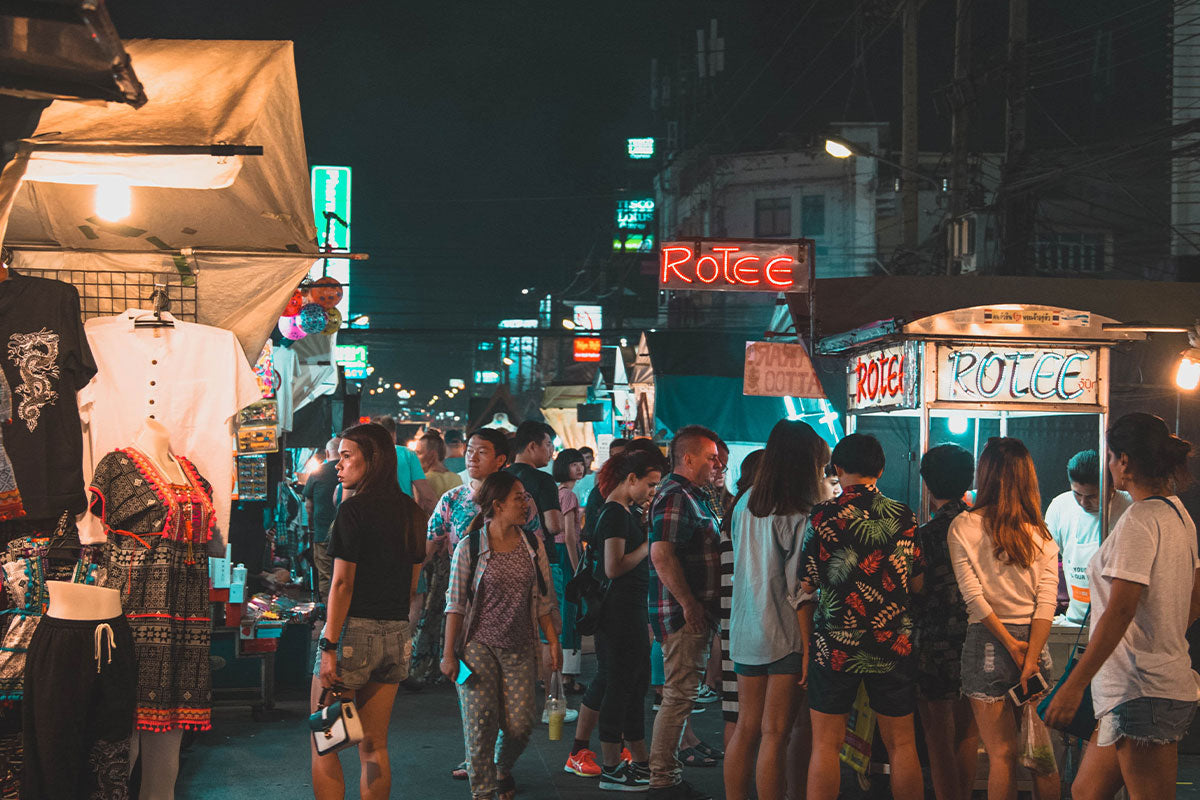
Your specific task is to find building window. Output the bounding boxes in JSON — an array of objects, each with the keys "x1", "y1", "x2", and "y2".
[
  {"x1": 1034, "y1": 232, "x2": 1105, "y2": 273},
  {"x1": 754, "y1": 197, "x2": 791, "y2": 238},
  {"x1": 801, "y1": 195, "x2": 826, "y2": 237}
]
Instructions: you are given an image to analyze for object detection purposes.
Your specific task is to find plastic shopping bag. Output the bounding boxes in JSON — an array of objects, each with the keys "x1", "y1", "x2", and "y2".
[
  {"x1": 1019, "y1": 702, "x2": 1058, "y2": 776},
  {"x1": 838, "y1": 682, "x2": 876, "y2": 777}
]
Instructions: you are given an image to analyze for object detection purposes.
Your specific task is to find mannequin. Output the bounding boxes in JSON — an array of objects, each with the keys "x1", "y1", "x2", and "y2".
[
  {"x1": 45, "y1": 580, "x2": 121, "y2": 620},
  {"x1": 133, "y1": 418, "x2": 188, "y2": 484}
]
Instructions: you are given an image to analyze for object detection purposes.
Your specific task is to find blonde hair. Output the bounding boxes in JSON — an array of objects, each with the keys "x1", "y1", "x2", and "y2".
[{"x1": 973, "y1": 437, "x2": 1051, "y2": 568}]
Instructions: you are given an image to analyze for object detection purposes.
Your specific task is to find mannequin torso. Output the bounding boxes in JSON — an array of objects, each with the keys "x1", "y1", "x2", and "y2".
[
  {"x1": 132, "y1": 418, "x2": 186, "y2": 484},
  {"x1": 46, "y1": 580, "x2": 122, "y2": 620}
]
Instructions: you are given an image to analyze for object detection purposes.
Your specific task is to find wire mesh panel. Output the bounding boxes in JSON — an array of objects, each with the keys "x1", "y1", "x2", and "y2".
[{"x1": 20, "y1": 269, "x2": 199, "y2": 323}]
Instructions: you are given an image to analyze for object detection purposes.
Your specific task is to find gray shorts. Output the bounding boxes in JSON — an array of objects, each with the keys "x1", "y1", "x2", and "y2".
[
  {"x1": 959, "y1": 622, "x2": 1051, "y2": 702},
  {"x1": 1097, "y1": 697, "x2": 1198, "y2": 747},
  {"x1": 313, "y1": 616, "x2": 411, "y2": 689}
]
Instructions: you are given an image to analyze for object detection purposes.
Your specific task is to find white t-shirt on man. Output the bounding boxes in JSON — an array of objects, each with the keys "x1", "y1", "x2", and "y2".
[
  {"x1": 1088, "y1": 496, "x2": 1200, "y2": 717},
  {"x1": 1045, "y1": 490, "x2": 1131, "y2": 623}
]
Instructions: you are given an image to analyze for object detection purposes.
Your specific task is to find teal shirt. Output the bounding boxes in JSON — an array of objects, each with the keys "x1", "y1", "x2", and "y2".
[{"x1": 394, "y1": 446, "x2": 426, "y2": 496}]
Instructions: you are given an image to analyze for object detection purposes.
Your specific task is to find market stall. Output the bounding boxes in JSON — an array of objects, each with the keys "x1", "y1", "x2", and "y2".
[{"x1": 0, "y1": 39, "x2": 327, "y2": 797}]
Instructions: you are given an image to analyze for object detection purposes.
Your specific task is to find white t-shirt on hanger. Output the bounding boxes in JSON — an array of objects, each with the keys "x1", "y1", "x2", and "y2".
[{"x1": 78, "y1": 309, "x2": 261, "y2": 551}]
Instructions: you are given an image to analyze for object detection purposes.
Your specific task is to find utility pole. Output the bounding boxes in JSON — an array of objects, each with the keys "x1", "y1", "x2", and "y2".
[
  {"x1": 1000, "y1": 0, "x2": 1030, "y2": 274},
  {"x1": 901, "y1": 0, "x2": 920, "y2": 254},
  {"x1": 948, "y1": 0, "x2": 973, "y2": 273}
]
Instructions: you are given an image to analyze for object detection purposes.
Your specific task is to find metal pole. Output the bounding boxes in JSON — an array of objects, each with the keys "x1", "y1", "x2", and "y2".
[
  {"x1": 999, "y1": 409, "x2": 1008, "y2": 437},
  {"x1": 949, "y1": 0, "x2": 973, "y2": 274},
  {"x1": 919, "y1": 405, "x2": 931, "y2": 518},
  {"x1": 1099, "y1": 410, "x2": 1109, "y2": 541},
  {"x1": 901, "y1": 0, "x2": 921, "y2": 252}
]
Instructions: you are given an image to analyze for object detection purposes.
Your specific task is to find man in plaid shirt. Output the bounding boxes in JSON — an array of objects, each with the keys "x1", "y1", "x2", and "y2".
[{"x1": 647, "y1": 425, "x2": 722, "y2": 800}]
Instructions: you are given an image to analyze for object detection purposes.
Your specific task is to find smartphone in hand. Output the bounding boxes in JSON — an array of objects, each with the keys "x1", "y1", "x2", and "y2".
[{"x1": 1008, "y1": 673, "x2": 1050, "y2": 705}]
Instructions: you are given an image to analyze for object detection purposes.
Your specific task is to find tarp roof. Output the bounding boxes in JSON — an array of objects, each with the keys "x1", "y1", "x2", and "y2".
[
  {"x1": 0, "y1": 39, "x2": 321, "y2": 357},
  {"x1": 787, "y1": 276, "x2": 1200, "y2": 339}
]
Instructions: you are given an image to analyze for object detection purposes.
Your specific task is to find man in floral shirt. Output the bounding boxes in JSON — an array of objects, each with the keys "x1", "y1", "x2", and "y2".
[{"x1": 799, "y1": 433, "x2": 923, "y2": 800}]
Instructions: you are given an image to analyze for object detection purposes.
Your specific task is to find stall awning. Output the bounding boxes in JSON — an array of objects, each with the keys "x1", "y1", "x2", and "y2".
[{"x1": 0, "y1": 39, "x2": 322, "y2": 357}]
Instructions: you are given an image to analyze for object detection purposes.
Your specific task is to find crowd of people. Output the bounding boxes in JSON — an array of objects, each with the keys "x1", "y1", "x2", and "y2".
[{"x1": 300, "y1": 410, "x2": 1198, "y2": 800}]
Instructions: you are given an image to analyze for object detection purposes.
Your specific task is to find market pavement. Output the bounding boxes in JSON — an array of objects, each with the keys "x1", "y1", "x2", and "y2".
[{"x1": 177, "y1": 667, "x2": 726, "y2": 799}]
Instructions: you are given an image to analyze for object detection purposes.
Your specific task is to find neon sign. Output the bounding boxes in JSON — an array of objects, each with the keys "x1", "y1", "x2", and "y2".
[
  {"x1": 574, "y1": 337, "x2": 602, "y2": 362},
  {"x1": 936, "y1": 345, "x2": 1099, "y2": 404},
  {"x1": 847, "y1": 344, "x2": 919, "y2": 411},
  {"x1": 614, "y1": 196, "x2": 656, "y2": 253},
  {"x1": 627, "y1": 138, "x2": 655, "y2": 159},
  {"x1": 659, "y1": 239, "x2": 813, "y2": 293}
]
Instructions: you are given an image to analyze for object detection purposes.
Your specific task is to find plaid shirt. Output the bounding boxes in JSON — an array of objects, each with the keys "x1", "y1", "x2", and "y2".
[{"x1": 648, "y1": 473, "x2": 722, "y2": 640}]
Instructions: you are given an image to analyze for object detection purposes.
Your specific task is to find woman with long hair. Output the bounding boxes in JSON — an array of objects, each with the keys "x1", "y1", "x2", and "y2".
[
  {"x1": 553, "y1": 448, "x2": 586, "y2": 693},
  {"x1": 311, "y1": 423, "x2": 426, "y2": 800},
  {"x1": 725, "y1": 420, "x2": 828, "y2": 800},
  {"x1": 1045, "y1": 413, "x2": 1197, "y2": 799},
  {"x1": 948, "y1": 437, "x2": 1060, "y2": 800},
  {"x1": 441, "y1": 472, "x2": 560, "y2": 800},
  {"x1": 582, "y1": 452, "x2": 663, "y2": 790}
]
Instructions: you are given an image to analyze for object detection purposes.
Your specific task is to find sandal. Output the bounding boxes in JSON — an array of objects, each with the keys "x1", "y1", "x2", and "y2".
[
  {"x1": 677, "y1": 746, "x2": 718, "y2": 767},
  {"x1": 562, "y1": 678, "x2": 587, "y2": 695},
  {"x1": 693, "y1": 740, "x2": 724, "y2": 760},
  {"x1": 496, "y1": 773, "x2": 517, "y2": 799},
  {"x1": 451, "y1": 761, "x2": 468, "y2": 780}
]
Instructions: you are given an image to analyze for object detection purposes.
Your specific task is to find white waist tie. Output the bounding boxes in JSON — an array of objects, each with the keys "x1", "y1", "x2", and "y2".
[{"x1": 93, "y1": 622, "x2": 116, "y2": 673}]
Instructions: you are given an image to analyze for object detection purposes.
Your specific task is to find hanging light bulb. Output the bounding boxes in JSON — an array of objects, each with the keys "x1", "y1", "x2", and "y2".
[
  {"x1": 95, "y1": 178, "x2": 132, "y2": 221},
  {"x1": 947, "y1": 413, "x2": 970, "y2": 435},
  {"x1": 1176, "y1": 348, "x2": 1200, "y2": 391}
]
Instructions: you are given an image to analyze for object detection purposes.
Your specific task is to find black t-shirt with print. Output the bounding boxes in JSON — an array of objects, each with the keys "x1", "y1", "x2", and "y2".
[
  {"x1": 0, "y1": 272, "x2": 96, "y2": 520},
  {"x1": 595, "y1": 501, "x2": 649, "y2": 603},
  {"x1": 506, "y1": 462, "x2": 560, "y2": 538}
]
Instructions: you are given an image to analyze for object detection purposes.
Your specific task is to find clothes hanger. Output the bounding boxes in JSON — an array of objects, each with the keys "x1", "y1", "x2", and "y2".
[{"x1": 132, "y1": 284, "x2": 174, "y2": 328}]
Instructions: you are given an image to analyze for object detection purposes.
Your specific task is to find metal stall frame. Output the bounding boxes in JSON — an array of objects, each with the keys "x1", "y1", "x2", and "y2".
[{"x1": 819, "y1": 304, "x2": 1145, "y2": 528}]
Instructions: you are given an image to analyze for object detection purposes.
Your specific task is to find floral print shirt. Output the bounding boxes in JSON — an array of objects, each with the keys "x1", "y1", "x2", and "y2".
[
  {"x1": 801, "y1": 484, "x2": 922, "y2": 674},
  {"x1": 427, "y1": 482, "x2": 542, "y2": 557}
]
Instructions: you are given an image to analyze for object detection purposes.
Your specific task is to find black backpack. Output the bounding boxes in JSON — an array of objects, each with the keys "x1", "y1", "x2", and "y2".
[
  {"x1": 464, "y1": 527, "x2": 548, "y2": 602},
  {"x1": 565, "y1": 506, "x2": 617, "y2": 636}
]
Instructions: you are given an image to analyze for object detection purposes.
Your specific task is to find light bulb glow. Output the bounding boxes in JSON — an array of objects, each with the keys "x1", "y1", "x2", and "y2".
[
  {"x1": 1176, "y1": 350, "x2": 1200, "y2": 391},
  {"x1": 824, "y1": 139, "x2": 853, "y2": 159},
  {"x1": 561, "y1": 319, "x2": 576, "y2": 330},
  {"x1": 95, "y1": 179, "x2": 132, "y2": 221},
  {"x1": 947, "y1": 414, "x2": 970, "y2": 435}
]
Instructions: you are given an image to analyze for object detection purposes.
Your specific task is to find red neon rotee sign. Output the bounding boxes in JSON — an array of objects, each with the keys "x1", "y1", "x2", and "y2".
[{"x1": 659, "y1": 238, "x2": 813, "y2": 293}]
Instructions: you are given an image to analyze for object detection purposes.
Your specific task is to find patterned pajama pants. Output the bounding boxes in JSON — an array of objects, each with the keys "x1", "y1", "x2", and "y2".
[{"x1": 456, "y1": 638, "x2": 537, "y2": 799}]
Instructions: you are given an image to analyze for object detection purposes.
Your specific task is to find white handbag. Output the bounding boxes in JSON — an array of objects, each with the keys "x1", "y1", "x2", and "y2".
[{"x1": 309, "y1": 688, "x2": 364, "y2": 755}]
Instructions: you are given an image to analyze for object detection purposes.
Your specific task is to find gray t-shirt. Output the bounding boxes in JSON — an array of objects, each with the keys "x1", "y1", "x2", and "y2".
[{"x1": 1088, "y1": 496, "x2": 1200, "y2": 717}]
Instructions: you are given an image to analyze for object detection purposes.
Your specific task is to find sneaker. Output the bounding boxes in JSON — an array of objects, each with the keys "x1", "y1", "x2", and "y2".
[
  {"x1": 542, "y1": 707, "x2": 580, "y2": 724},
  {"x1": 628, "y1": 761, "x2": 651, "y2": 785},
  {"x1": 564, "y1": 748, "x2": 601, "y2": 777},
  {"x1": 694, "y1": 684, "x2": 720, "y2": 704},
  {"x1": 646, "y1": 779, "x2": 712, "y2": 800},
  {"x1": 599, "y1": 762, "x2": 648, "y2": 793}
]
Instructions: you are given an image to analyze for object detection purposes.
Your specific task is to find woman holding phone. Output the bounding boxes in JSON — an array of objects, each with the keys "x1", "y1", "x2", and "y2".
[
  {"x1": 948, "y1": 437, "x2": 1060, "y2": 800},
  {"x1": 441, "y1": 472, "x2": 560, "y2": 800}
]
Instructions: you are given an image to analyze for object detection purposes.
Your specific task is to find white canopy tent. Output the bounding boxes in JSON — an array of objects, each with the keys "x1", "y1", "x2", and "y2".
[{"x1": 0, "y1": 38, "x2": 326, "y2": 358}]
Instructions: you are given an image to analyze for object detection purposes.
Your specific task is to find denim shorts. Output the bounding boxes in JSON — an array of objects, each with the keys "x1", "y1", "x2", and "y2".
[
  {"x1": 807, "y1": 658, "x2": 917, "y2": 718},
  {"x1": 734, "y1": 651, "x2": 805, "y2": 677},
  {"x1": 959, "y1": 623, "x2": 1051, "y2": 702},
  {"x1": 1097, "y1": 697, "x2": 1198, "y2": 747},
  {"x1": 313, "y1": 616, "x2": 410, "y2": 689}
]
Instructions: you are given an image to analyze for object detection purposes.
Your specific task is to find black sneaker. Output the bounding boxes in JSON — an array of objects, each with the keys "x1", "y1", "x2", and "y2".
[
  {"x1": 646, "y1": 780, "x2": 711, "y2": 800},
  {"x1": 628, "y1": 761, "x2": 650, "y2": 785},
  {"x1": 599, "y1": 762, "x2": 647, "y2": 793}
]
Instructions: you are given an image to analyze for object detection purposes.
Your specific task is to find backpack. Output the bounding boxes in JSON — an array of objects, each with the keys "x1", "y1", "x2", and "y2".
[
  {"x1": 464, "y1": 527, "x2": 548, "y2": 602},
  {"x1": 566, "y1": 530, "x2": 611, "y2": 636}
]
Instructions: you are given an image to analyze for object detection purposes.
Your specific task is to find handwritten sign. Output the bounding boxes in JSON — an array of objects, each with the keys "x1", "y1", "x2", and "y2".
[
  {"x1": 935, "y1": 345, "x2": 1099, "y2": 404},
  {"x1": 744, "y1": 341, "x2": 825, "y2": 398},
  {"x1": 660, "y1": 239, "x2": 813, "y2": 293}
]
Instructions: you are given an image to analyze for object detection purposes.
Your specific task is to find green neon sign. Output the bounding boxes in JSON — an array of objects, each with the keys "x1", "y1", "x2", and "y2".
[{"x1": 311, "y1": 165, "x2": 352, "y2": 250}]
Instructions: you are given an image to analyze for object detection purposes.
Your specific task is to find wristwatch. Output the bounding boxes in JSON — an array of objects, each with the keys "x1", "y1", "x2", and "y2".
[{"x1": 318, "y1": 637, "x2": 339, "y2": 653}]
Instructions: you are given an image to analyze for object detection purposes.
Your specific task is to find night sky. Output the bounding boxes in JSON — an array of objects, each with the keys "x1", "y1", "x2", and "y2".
[{"x1": 104, "y1": 0, "x2": 1169, "y2": 413}]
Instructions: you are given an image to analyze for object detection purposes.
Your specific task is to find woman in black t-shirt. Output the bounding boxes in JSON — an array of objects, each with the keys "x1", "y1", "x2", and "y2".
[
  {"x1": 311, "y1": 423, "x2": 424, "y2": 800},
  {"x1": 588, "y1": 452, "x2": 663, "y2": 790}
]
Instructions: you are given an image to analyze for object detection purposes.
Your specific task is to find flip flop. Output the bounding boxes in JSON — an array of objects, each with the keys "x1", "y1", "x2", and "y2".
[
  {"x1": 693, "y1": 740, "x2": 724, "y2": 760},
  {"x1": 677, "y1": 746, "x2": 718, "y2": 767},
  {"x1": 451, "y1": 761, "x2": 468, "y2": 780}
]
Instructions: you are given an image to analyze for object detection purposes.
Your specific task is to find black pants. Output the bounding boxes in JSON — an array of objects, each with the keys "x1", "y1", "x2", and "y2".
[
  {"x1": 23, "y1": 615, "x2": 136, "y2": 800},
  {"x1": 591, "y1": 599, "x2": 650, "y2": 747}
]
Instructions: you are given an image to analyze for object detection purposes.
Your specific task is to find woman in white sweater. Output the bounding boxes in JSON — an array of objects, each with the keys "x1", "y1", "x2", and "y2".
[{"x1": 948, "y1": 437, "x2": 1059, "y2": 800}]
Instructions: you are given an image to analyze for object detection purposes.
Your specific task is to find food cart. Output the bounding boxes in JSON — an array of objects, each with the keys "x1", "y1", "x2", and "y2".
[{"x1": 817, "y1": 302, "x2": 1148, "y2": 786}]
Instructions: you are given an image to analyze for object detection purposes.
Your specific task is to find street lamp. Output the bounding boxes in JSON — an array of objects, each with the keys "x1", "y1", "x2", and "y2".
[
  {"x1": 1177, "y1": 347, "x2": 1200, "y2": 391},
  {"x1": 824, "y1": 139, "x2": 853, "y2": 159},
  {"x1": 823, "y1": 136, "x2": 940, "y2": 188}
]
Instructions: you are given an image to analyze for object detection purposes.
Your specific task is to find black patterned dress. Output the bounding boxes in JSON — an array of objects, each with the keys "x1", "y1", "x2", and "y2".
[{"x1": 89, "y1": 448, "x2": 214, "y2": 732}]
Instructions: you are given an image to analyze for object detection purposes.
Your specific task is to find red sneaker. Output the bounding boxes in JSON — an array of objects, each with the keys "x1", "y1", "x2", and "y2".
[
  {"x1": 564, "y1": 748, "x2": 601, "y2": 777},
  {"x1": 620, "y1": 747, "x2": 632, "y2": 764}
]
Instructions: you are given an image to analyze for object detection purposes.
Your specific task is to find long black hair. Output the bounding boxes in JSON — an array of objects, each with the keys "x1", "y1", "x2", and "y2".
[
  {"x1": 338, "y1": 423, "x2": 401, "y2": 498},
  {"x1": 748, "y1": 419, "x2": 827, "y2": 517},
  {"x1": 1108, "y1": 412, "x2": 1193, "y2": 492}
]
